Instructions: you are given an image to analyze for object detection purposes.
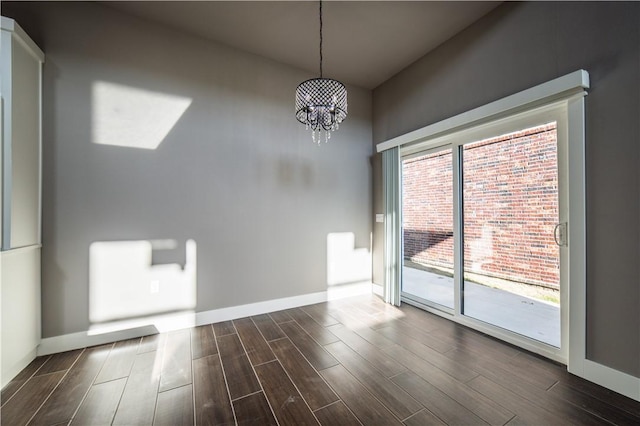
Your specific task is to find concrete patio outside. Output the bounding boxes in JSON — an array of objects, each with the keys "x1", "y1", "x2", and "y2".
[{"x1": 402, "y1": 265, "x2": 560, "y2": 347}]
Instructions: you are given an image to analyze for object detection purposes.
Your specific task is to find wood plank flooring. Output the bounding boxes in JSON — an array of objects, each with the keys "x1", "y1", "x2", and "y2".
[{"x1": 2, "y1": 294, "x2": 640, "y2": 425}]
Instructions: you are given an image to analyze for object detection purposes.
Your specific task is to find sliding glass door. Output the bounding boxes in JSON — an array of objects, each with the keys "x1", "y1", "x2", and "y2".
[
  {"x1": 401, "y1": 111, "x2": 567, "y2": 357},
  {"x1": 461, "y1": 123, "x2": 561, "y2": 347},
  {"x1": 402, "y1": 147, "x2": 454, "y2": 310}
]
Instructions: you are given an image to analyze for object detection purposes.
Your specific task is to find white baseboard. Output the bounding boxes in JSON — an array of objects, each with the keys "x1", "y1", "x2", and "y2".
[
  {"x1": 581, "y1": 359, "x2": 640, "y2": 402},
  {"x1": 372, "y1": 283, "x2": 383, "y2": 297},
  {"x1": 1, "y1": 347, "x2": 38, "y2": 389},
  {"x1": 38, "y1": 325, "x2": 160, "y2": 356},
  {"x1": 195, "y1": 281, "x2": 372, "y2": 325},
  {"x1": 38, "y1": 282, "x2": 373, "y2": 357}
]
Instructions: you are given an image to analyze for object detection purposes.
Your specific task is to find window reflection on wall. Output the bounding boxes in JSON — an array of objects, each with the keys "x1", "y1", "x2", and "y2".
[
  {"x1": 92, "y1": 81, "x2": 192, "y2": 150},
  {"x1": 327, "y1": 232, "x2": 371, "y2": 286},
  {"x1": 89, "y1": 239, "x2": 197, "y2": 324}
]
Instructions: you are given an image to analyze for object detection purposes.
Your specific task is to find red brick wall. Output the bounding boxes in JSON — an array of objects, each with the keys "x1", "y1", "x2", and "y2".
[
  {"x1": 402, "y1": 123, "x2": 560, "y2": 288},
  {"x1": 403, "y1": 149, "x2": 454, "y2": 270}
]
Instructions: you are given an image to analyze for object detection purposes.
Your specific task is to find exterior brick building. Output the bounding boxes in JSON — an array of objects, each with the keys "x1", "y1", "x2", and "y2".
[{"x1": 402, "y1": 123, "x2": 559, "y2": 289}]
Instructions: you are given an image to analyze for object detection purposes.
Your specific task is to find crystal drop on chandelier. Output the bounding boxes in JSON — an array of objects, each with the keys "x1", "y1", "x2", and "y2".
[{"x1": 295, "y1": 77, "x2": 348, "y2": 144}]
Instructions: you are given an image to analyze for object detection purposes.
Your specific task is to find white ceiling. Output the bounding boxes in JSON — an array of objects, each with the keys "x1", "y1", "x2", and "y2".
[{"x1": 104, "y1": 1, "x2": 501, "y2": 90}]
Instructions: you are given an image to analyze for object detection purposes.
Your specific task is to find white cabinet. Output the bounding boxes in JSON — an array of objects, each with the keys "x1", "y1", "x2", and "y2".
[{"x1": 0, "y1": 16, "x2": 44, "y2": 387}]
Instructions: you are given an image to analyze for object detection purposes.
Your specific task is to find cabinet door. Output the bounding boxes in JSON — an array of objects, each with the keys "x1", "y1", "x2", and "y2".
[
  {"x1": 9, "y1": 39, "x2": 41, "y2": 249},
  {"x1": 1, "y1": 21, "x2": 43, "y2": 250}
]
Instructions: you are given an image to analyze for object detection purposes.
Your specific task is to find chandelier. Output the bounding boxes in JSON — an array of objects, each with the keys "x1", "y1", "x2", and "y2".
[{"x1": 295, "y1": 0, "x2": 348, "y2": 144}]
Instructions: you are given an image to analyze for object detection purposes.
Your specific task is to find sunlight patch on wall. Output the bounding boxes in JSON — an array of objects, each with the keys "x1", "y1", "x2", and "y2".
[
  {"x1": 327, "y1": 232, "x2": 371, "y2": 286},
  {"x1": 89, "y1": 239, "x2": 197, "y2": 325},
  {"x1": 92, "y1": 81, "x2": 192, "y2": 149}
]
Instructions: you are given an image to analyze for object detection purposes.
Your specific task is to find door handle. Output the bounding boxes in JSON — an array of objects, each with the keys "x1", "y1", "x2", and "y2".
[{"x1": 554, "y1": 222, "x2": 567, "y2": 247}]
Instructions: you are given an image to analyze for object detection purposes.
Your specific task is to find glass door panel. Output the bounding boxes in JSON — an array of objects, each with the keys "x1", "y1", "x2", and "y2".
[
  {"x1": 461, "y1": 123, "x2": 560, "y2": 346},
  {"x1": 402, "y1": 147, "x2": 454, "y2": 310}
]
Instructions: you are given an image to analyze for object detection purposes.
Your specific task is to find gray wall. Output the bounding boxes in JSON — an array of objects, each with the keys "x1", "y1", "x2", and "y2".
[
  {"x1": 4, "y1": 2, "x2": 372, "y2": 338},
  {"x1": 372, "y1": 2, "x2": 639, "y2": 377}
]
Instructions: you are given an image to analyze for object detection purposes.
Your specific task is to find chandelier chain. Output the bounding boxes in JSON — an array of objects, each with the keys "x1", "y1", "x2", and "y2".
[{"x1": 319, "y1": 0, "x2": 323, "y2": 78}]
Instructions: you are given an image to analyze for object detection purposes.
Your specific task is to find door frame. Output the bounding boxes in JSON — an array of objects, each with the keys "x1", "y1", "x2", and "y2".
[
  {"x1": 378, "y1": 70, "x2": 588, "y2": 369},
  {"x1": 400, "y1": 104, "x2": 569, "y2": 362}
]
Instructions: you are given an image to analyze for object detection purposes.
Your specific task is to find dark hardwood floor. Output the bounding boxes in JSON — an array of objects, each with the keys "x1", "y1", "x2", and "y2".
[{"x1": 2, "y1": 294, "x2": 640, "y2": 425}]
